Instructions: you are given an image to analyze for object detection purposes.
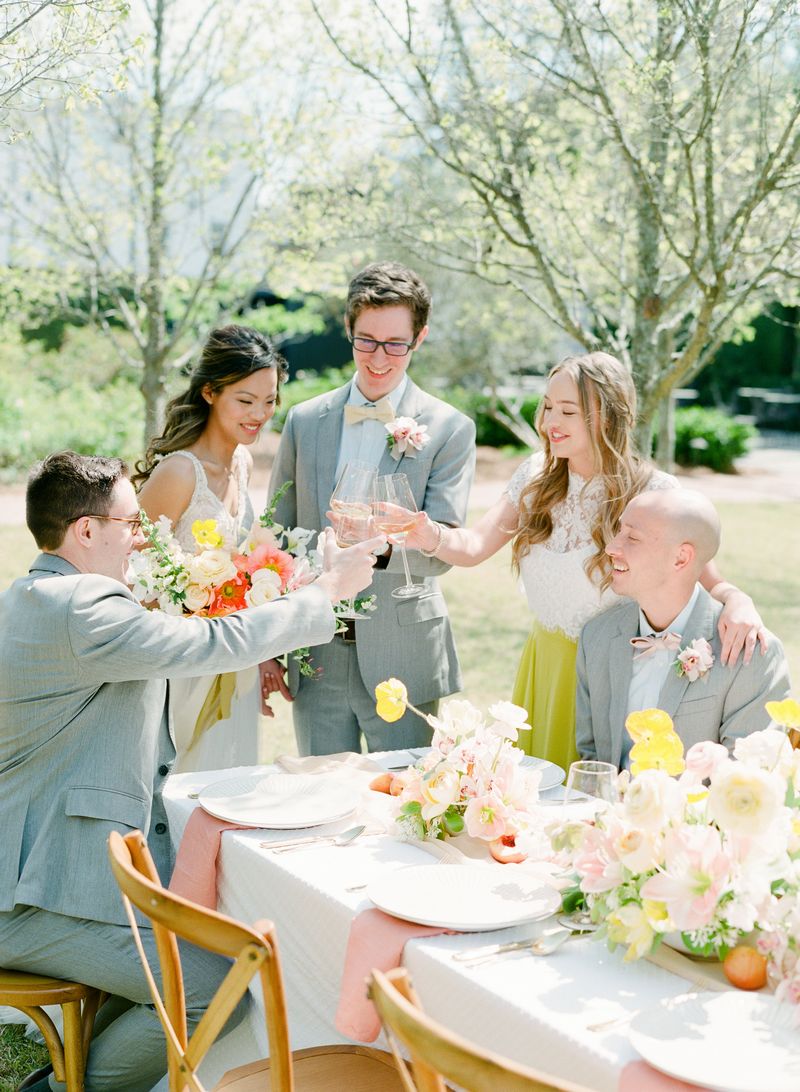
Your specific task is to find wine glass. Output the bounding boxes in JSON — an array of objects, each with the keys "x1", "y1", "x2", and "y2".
[
  {"x1": 329, "y1": 462, "x2": 376, "y2": 620},
  {"x1": 563, "y1": 760, "x2": 619, "y2": 808},
  {"x1": 373, "y1": 473, "x2": 426, "y2": 600}
]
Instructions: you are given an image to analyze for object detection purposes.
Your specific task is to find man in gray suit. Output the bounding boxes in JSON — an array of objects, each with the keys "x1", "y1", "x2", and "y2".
[
  {"x1": 0, "y1": 451, "x2": 381, "y2": 1092},
  {"x1": 576, "y1": 489, "x2": 790, "y2": 769},
  {"x1": 263, "y1": 261, "x2": 476, "y2": 755}
]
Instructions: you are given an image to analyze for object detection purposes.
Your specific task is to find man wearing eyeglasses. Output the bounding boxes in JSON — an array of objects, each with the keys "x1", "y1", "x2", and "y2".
[
  {"x1": 0, "y1": 450, "x2": 382, "y2": 1092},
  {"x1": 267, "y1": 261, "x2": 476, "y2": 756}
]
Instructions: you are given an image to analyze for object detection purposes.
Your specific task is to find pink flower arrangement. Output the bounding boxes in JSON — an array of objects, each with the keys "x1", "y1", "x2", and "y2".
[
  {"x1": 674, "y1": 637, "x2": 714, "y2": 681},
  {"x1": 550, "y1": 703, "x2": 800, "y2": 974},
  {"x1": 385, "y1": 416, "x2": 431, "y2": 459},
  {"x1": 385, "y1": 696, "x2": 543, "y2": 846}
]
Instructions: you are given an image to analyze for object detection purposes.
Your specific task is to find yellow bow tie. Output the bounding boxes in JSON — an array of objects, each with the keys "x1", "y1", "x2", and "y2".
[{"x1": 343, "y1": 398, "x2": 395, "y2": 425}]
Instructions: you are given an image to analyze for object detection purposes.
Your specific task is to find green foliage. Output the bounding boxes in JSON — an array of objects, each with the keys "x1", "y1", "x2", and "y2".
[
  {"x1": 441, "y1": 387, "x2": 538, "y2": 447},
  {"x1": 0, "y1": 1023, "x2": 49, "y2": 1092},
  {"x1": 674, "y1": 408, "x2": 756, "y2": 473},
  {"x1": 0, "y1": 326, "x2": 143, "y2": 478}
]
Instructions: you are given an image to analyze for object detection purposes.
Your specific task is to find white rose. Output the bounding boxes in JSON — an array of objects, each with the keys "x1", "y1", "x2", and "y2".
[
  {"x1": 733, "y1": 728, "x2": 794, "y2": 777},
  {"x1": 187, "y1": 549, "x2": 237, "y2": 588},
  {"x1": 183, "y1": 583, "x2": 212, "y2": 612},
  {"x1": 623, "y1": 769, "x2": 686, "y2": 831},
  {"x1": 486, "y1": 700, "x2": 530, "y2": 742},
  {"x1": 420, "y1": 766, "x2": 461, "y2": 822},
  {"x1": 707, "y1": 763, "x2": 786, "y2": 836},
  {"x1": 245, "y1": 569, "x2": 282, "y2": 607}
]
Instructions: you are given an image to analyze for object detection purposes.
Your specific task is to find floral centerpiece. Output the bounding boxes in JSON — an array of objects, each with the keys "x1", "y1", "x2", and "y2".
[
  {"x1": 549, "y1": 699, "x2": 800, "y2": 1003},
  {"x1": 374, "y1": 678, "x2": 543, "y2": 857}
]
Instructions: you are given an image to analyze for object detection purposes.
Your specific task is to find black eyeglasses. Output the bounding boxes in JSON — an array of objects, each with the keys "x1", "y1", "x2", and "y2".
[
  {"x1": 79, "y1": 514, "x2": 144, "y2": 534},
  {"x1": 348, "y1": 334, "x2": 417, "y2": 358}
]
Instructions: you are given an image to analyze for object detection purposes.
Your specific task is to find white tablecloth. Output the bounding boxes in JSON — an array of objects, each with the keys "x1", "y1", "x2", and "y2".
[{"x1": 162, "y1": 759, "x2": 718, "y2": 1091}]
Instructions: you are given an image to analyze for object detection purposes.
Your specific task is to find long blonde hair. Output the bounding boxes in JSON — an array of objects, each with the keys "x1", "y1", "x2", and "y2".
[{"x1": 511, "y1": 352, "x2": 655, "y2": 588}]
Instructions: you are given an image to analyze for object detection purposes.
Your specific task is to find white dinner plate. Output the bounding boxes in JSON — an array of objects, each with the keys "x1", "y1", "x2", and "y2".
[
  {"x1": 367, "y1": 863, "x2": 561, "y2": 931},
  {"x1": 629, "y1": 991, "x2": 800, "y2": 1092},
  {"x1": 519, "y1": 755, "x2": 565, "y2": 790},
  {"x1": 197, "y1": 773, "x2": 356, "y2": 829}
]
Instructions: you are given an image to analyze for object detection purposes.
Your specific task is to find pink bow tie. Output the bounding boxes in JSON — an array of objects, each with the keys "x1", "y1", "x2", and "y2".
[{"x1": 630, "y1": 632, "x2": 682, "y2": 659}]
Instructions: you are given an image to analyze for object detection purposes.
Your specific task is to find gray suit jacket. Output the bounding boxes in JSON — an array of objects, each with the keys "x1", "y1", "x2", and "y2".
[
  {"x1": 270, "y1": 377, "x2": 476, "y2": 704},
  {"x1": 576, "y1": 586, "x2": 791, "y2": 768},
  {"x1": 0, "y1": 553, "x2": 335, "y2": 926}
]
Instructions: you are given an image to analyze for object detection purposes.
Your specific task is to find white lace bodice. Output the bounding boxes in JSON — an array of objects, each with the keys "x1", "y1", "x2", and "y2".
[
  {"x1": 504, "y1": 451, "x2": 677, "y2": 639},
  {"x1": 162, "y1": 448, "x2": 254, "y2": 552}
]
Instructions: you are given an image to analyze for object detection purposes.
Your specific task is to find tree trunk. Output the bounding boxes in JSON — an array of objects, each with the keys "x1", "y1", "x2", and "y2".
[{"x1": 654, "y1": 396, "x2": 675, "y2": 471}]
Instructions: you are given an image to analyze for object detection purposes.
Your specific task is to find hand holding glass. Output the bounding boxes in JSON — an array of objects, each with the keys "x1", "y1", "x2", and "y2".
[
  {"x1": 329, "y1": 462, "x2": 376, "y2": 619},
  {"x1": 373, "y1": 474, "x2": 425, "y2": 599}
]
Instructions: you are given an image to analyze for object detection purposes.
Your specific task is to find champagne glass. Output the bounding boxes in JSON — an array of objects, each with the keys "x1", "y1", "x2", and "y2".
[
  {"x1": 558, "y1": 760, "x2": 619, "y2": 932},
  {"x1": 373, "y1": 473, "x2": 425, "y2": 600},
  {"x1": 563, "y1": 760, "x2": 619, "y2": 808},
  {"x1": 330, "y1": 462, "x2": 376, "y2": 620}
]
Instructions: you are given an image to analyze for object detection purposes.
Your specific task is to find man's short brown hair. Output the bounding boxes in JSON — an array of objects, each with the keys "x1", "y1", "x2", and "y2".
[
  {"x1": 27, "y1": 451, "x2": 128, "y2": 550},
  {"x1": 345, "y1": 261, "x2": 431, "y2": 340}
]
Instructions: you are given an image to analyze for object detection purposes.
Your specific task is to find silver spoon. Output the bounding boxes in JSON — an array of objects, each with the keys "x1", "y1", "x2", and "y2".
[
  {"x1": 456, "y1": 927, "x2": 574, "y2": 966},
  {"x1": 262, "y1": 824, "x2": 366, "y2": 853}
]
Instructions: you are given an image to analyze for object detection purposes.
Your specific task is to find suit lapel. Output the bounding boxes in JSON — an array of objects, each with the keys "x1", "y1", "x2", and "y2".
[
  {"x1": 314, "y1": 386, "x2": 350, "y2": 521},
  {"x1": 657, "y1": 588, "x2": 716, "y2": 716},
  {"x1": 609, "y1": 610, "x2": 637, "y2": 768}
]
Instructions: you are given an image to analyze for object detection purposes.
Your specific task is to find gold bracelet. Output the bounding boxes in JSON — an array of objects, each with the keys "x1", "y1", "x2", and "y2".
[{"x1": 419, "y1": 519, "x2": 444, "y2": 557}]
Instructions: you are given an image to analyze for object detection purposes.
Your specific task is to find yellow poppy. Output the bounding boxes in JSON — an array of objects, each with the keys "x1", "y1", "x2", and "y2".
[
  {"x1": 192, "y1": 519, "x2": 223, "y2": 548},
  {"x1": 375, "y1": 678, "x2": 408, "y2": 723},
  {"x1": 625, "y1": 708, "x2": 675, "y2": 743},
  {"x1": 765, "y1": 698, "x2": 800, "y2": 730}
]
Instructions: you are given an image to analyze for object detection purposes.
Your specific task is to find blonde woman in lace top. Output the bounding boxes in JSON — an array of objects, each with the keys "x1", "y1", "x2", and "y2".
[
  {"x1": 407, "y1": 352, "x2": 766, "y2": 769},
  {"x1": 134, "y1": 325, "x2": 287, "y2": 772}
]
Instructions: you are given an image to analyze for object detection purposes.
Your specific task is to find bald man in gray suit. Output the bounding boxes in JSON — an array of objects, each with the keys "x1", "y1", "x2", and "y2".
[
  {"x1": 576, "y1": 489, "x2": 790, "y2": 769},
  {"x1": 0, "y1": 451, "x2": 380, "y2": 1092}
]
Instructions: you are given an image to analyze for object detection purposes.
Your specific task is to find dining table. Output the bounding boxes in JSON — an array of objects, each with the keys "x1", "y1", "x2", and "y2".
[{"x1": 162, "y1": 752, "x2": 750, "y2": 1092}]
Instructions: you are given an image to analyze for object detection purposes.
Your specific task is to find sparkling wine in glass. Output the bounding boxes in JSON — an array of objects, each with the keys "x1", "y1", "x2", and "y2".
[
  {"x1": 373, "y1": 473, "x2": 426, "y2": 600},
  {"x1": 329, "y1": 462, "x2": 377, "y2": 620}
]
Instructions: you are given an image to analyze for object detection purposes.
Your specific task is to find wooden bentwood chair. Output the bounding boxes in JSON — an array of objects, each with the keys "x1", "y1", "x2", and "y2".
[
  {"x1": 0, "y1": 969, "x2": 103, "y2": 1091},
  {"x1": 368, "y1": 967, "x2": 595, "y2": 1092},
  {"x1": 107, "y1": 830, "x2": 405, "y2": 1092}
]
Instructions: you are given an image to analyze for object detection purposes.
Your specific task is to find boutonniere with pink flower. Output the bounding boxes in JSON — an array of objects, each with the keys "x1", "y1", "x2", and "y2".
[
  {"x1": 385, "y1": 416, "x2": 430, "y2": 460},
  {"x1": 674, "y1": 638, "x2": 714, "y2": 681}
]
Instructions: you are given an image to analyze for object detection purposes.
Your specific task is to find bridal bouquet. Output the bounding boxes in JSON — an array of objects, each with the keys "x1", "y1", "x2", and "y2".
[
  {"x1": 549, "y1": 700, "x2": 800, "y2": 988},
  {"x1": 374, "y1": 679, "x2": 543, "y2": 854},
  {"x1": 130, "y1": 481, "x2": 320, "y2": 675}
]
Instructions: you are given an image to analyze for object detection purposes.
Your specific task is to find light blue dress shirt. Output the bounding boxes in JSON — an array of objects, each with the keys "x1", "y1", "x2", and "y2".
[
  {"x1": 335, "y1": 374, "x2": 409, "y2": 481},
  {"x1": 621, "y1": 583, "x2": 702, "y2": 768}
]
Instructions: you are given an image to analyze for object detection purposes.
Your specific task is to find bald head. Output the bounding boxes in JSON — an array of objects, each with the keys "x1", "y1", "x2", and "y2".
[{"x1": 625, "y1": 489, "x2": 720, "y2": 570}]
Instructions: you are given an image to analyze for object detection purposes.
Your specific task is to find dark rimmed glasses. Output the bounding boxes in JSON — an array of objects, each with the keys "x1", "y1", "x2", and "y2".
[
  {"x1": 348, "y1": 334, "x2": 417, "y2": 358},
  {"x1": 76, "y1": 514, "x2": 144, "y2": 534}
]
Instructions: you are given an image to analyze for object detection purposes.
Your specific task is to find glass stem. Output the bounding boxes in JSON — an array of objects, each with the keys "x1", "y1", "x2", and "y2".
[{"x1": 398, "y1": 539, "x2": 413, "y2": 587}]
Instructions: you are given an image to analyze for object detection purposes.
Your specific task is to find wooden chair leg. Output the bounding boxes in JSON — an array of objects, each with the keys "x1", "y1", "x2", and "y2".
[
  {"x1": 62, "y1": 999, "x2": 85, "y2": 1091},
  {"x1": 80, "y1": 989, "x2": 106, "y2": 1058},
  {"x1": 14, "y1": 1004, "x2": 67, "y2": 1083}
]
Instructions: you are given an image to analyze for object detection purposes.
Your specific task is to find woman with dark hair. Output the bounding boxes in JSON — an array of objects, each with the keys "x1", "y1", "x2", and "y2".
[{"x1": 136, "y1": 324, "x2": 288, "y2": 771}]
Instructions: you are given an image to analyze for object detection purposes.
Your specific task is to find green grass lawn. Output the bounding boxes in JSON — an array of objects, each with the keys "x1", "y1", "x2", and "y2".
[{"x1": 0, "y1": 501, "x2": 798, "y2": 1083}]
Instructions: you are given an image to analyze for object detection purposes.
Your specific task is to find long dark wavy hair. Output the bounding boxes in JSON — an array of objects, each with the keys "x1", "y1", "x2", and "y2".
[{"x1": 132, "y1": 325, "x2": 288, "y2": 489}]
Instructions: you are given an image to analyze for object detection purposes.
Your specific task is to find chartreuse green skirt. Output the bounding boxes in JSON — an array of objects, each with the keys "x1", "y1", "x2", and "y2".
[{"x1": 512, "y1": 620, "x2": 580, "y2": 772}]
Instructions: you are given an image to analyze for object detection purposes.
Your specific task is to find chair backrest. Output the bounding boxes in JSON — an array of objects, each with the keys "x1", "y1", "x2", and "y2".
[
  {"x1": 368, "y1": 967, "x2": 593, "y2": 1092},
  {"x1": 107, "y1": 829, "x2": 294, "y2": 1092}
]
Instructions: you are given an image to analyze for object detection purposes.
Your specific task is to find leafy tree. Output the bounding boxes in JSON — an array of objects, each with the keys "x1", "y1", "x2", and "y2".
[
  {"x1": 311, "y1": 0, "x2": 800, "y2": 459},
  {"x1": 1, "y1": 0, "x2": 129, "y2": 140},
  {"x1": 4, "y1": 0, "x2": 362, "y2": 444}
]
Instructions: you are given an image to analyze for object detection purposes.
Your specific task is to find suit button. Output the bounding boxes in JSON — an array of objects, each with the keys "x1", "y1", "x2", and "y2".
[
  {"x1": 155, "y1": 822, "x2": 167, "y2": 835},
  {"x1": 158, "y1": 764, "x2": 170, "y2": 776}
]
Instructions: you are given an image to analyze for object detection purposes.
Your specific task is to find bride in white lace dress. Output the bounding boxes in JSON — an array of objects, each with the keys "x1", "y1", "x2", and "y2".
[
  {"x1": 406, "y1": 352, "x2": 765, "y2": 769},
  {"x1": 134, "y1": 325, "x2": 288, "y2": 772}
]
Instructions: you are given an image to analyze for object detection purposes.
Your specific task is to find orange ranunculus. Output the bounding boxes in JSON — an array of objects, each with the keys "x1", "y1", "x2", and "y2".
[
  {"x1": 234, "y1": 543, "x2": 295, "y2": 589},
  {"x1": 207, "y1": 572, "x2": 250, "y2": 616}
]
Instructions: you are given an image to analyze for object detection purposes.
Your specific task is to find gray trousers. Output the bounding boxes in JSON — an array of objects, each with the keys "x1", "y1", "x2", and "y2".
[
  {"x1": 293, "y1": 635, "x2": 436, "y2": 755},
  {"x1": 0, "y1": 905, "x2": 248, "y2": 1092}
]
